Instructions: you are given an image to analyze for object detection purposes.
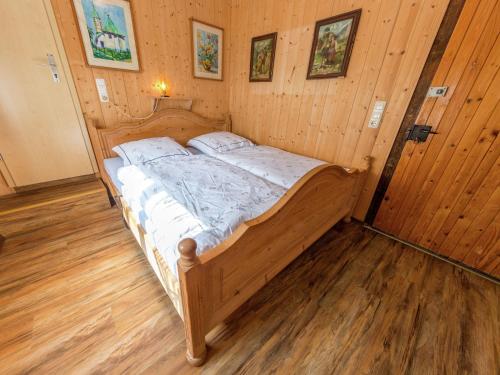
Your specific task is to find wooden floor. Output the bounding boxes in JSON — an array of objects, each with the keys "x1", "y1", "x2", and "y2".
[{"x1": 0, "y1": 186, "x2": 498, "y2": 374}]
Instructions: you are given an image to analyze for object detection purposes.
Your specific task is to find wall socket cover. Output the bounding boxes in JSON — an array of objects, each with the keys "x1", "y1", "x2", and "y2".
[
  {"x1": 368, "y1": 100, "x2": 386, "y2": 129},
  {"x1": 95, "y1": 78, "x2": 109, "y2": 102},
  {"x1": 427, "y1": 86, "x2": 448, "y2": 97}
]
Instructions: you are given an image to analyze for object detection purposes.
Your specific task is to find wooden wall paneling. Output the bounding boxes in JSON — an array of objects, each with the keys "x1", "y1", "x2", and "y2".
[
  {"x1": 300, "y1": 0, "x2": 361, "y2": 157},
  {"x1": 409, "y1": 69, "x2": 500, "y2": 245},
  {"x1": 452, "y1": 186, "x2": 500, "y2": 260},
  {"x1": 464, "y1": 198, "x2": 500, "y2": 271},
  {"x1": 51, "y1": 0, "x2": 231, "y2": 174},
  {"x1": 435, "y1": 138, "x2": 500, "y2": 253},
  {"x1": 368, "y1": 0, "x2": 476, "y2": 228},
  {"x1": 310, "y1": 0, "x2": 382, "y2": 162},
  {"x1": 326, "y1": 0, "x2": 401, "y2": 165},
  {"x1": 351, "y1": 0, "x2": 451, "y2": 218},
  {"x1": 229, "y1": 0, "x2": 451, "y2": 221},
  {"x1": 386, "y1": 1, "x2": 499, "y2": 237},
  {"x1": 374, "y1": 0, "x2": 498, "y2": 232},
  {"x1": 284, "y1": 4, "x2": 345, "y2": 151}
]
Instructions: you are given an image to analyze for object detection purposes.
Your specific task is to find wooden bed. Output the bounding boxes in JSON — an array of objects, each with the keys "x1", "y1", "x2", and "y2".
[{"x1": 88, "y1": 107, "x2": 370, "y2": 366}]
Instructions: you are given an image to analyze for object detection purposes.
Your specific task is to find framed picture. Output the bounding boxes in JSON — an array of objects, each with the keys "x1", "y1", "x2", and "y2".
[
  {"x1": 249, "y1": 33, "x2": 278, "y2": 82},
  {"x1": 191, "y1": 19, "x2": 223, "y2": 81},
  {"x1": 71, "y1": 0, "x2": 140, "y2": 71},
  {"x1": 307, "y1": 9, "x2": 361, "y2": 79}
]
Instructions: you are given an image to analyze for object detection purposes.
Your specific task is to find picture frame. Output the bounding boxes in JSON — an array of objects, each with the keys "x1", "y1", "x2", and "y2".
[
  {"x1": 307, "y1": 9, "x2": 361, "y2": 80},
  {"x1": 249, "y1": 32, "x2": 278, "y2": 82},
  {"x1": 71, "y1": 0, "x2": 140, "y2": 71},
  {"x1": 191, "y1": 19, "x2": 224, "y2": 81}
]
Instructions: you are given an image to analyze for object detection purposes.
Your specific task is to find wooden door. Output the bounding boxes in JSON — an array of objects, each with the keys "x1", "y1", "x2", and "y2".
[
  {"x1": 374, "y1": 0, "x2": 499, "y2": 277},
  {"x1": 0, "y1": 0, "x2": 95, "y2": 187}
]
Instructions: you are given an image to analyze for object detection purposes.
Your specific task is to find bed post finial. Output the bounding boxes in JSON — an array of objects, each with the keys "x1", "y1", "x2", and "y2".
[
  {"x1": 178, "y1": 238, "x2": 199, "y2": 270},
  {"x1": 224, "y1": 113, "x2": 232, "y2": 132}
]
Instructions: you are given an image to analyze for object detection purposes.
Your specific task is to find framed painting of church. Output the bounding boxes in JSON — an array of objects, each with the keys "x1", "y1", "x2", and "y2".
[{"x1": 72, "y1": 0, "x2": 140, "y2": 71}]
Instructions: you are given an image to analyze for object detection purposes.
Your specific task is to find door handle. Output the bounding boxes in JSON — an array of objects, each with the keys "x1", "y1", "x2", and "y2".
[
  {"x1": 46, "y1": 53, "x2": 60, "y2": 83},
  {"x1": 406, "y1": 124, "x2": 438, "y2": 143}
]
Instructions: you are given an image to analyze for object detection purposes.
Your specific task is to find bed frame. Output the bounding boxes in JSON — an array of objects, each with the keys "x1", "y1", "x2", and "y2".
[{"x1": 88, "y1": 107, "x2": 370, "y2": 366}]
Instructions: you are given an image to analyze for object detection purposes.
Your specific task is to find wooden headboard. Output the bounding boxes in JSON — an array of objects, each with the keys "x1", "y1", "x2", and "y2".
[{"x1": 87, "y1": 108, "x2": 231, "y2": 161}]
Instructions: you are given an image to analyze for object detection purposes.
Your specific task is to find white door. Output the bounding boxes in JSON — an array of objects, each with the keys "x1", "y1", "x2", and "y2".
[{"x1": 0, "y1": 0, "x2": 95, "y2": 187}]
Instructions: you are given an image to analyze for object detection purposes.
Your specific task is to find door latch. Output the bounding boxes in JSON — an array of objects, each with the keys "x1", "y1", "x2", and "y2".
[
  {"x1": 47, "y1": 53, "x2": 60, "y2": 83},
  {"x1": 406, "y1": 124, "x2": 438, "y2": 143}
]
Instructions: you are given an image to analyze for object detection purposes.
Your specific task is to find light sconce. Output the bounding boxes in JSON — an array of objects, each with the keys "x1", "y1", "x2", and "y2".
[{"x1": 154, "y1": 80, "x2": 170, "y2": 97}]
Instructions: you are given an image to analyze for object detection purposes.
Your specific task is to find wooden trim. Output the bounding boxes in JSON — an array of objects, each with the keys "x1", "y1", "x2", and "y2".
[
  {"x1": 89, "y1": 108, "x2": 231, "y2": 160},
  {"x1": 190, "y1": 18, "x2": 224, "y2": 81},
  {"x1": 306, "y1": 9, "x2": 362, "y2": 80},
  {"x1": 249, "y1": 32, "x2": 278, "y2": 82},
  {"x1": 365, "y1": 0, "x2": 466, "y2": 224}
]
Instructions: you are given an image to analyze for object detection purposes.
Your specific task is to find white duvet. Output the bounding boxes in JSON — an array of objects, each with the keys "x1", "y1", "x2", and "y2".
[
  {"x1": 207, "y1": 145, "x2": 326, "y2": 188},
  {"x1": 117, "y1": 155, "x2": 285, "y2": 276}
]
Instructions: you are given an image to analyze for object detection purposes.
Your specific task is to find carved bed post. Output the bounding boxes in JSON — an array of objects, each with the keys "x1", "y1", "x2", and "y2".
[{"x1": 177, "y1": 238, "x2": 207, "y2": 366}]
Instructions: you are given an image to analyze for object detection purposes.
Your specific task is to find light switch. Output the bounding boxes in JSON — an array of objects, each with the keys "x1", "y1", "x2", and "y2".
[
  {"x1": 95, "y1": 78, "x2": 109, "y2": 102},
  {"x1": 427, "y1": 86, "x2": 448, "y2": 97},
  {"x1": 368, "y1": 100, "x2": 386, "y2": 129}
]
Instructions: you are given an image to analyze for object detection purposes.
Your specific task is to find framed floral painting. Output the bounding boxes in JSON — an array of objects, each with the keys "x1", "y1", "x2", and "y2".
[
  {"x1": 307, "y1": 9, "x2": 361, "y2": 79},
  {"x1": 191, "y1": 19, "x2": 223, "y2": 80},
  {"x1": 72, "y1": 0, "x2": 140, "y2": 71},
  {"x1": 249, "y1": 32, "x2": 277, "y2": 82}
]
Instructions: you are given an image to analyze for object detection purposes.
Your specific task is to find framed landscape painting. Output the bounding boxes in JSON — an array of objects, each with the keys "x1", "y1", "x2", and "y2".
[
  {"x1": 72, "y1": 0, "x2": 140, "y2": 71},
  {"x1": 191, "y1": 19, "x2": 223, "y2": 80},
  {"x1": 307, "y1": 9, "x2": 361, "y2": 79},
  {"x1": 249, "y1": 32, "x2": 278, "y2": 82}
]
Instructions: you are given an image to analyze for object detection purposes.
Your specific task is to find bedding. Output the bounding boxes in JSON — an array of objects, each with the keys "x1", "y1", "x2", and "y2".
[
  {"x1": 112, "y1": 137, "x2": 191, "y2": 165},
  {"x1": 187, "y1": 131, "x2": 254, "y2": 156},
  {"x1": 104, "y1": 147, "x2": 202, "y2": 194},
  {"x1": 103, "y1": 157, "x2": 125, "y2": 192},
  {"x1": 201, "y1": 145, "x2": 326, "y2": 189},
  {"x1": 116, "y1": 154, "x2": 285, "y2": 276}
]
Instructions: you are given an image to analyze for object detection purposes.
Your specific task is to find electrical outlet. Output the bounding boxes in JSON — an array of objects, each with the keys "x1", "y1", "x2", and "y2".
[
  {"x1": 368, "y1": 100, "x2": 386, "y2": 129},
  {"x1": 95, "y1": 78, "x2": 109, "y2": 102},
  {"x1": 427, "y1": 86, "x2": 448, "y2": 97}
]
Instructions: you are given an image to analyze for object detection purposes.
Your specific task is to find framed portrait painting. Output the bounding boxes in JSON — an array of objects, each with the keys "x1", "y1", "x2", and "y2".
[
  {"x1": 72, "y1": 0, "x2": 140, "y2": 71},
  {"x1": 191, "y1": 19, "x2": 223, "y2": 80},
  {"x1": 307, "y1": 9, "x2": 361, "y2": 79},
  {"x1": 249, "y1": 32, "x2": 278, "y2": 82}
]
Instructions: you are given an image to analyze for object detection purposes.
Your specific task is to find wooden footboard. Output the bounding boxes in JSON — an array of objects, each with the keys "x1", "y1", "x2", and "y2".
[{"x1": 176, "y1": 163, "x2": 368, "y2": 365}]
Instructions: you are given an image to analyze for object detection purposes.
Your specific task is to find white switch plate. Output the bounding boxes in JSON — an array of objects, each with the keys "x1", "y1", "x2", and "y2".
[
  {"x1": 368, "y1": 100, "x2": 386, "y2": 129},
  {"x1": 427, "y1": 86, "x2": 448, "y2": 97},
  {"x1": 95, "y1": 78, "x2": 109, "y2": 102}
]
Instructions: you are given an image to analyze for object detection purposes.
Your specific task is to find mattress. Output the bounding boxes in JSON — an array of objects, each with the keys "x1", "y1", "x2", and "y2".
[
  {"x1": 107, "y1": 154, "x2": 285, "y2": 277},
  {"x1": 206, "y1": 145, "x2": 326, "y2": 188},
  {"x1": 103, "y1": 157, "x2": 124, "y2": 193}
]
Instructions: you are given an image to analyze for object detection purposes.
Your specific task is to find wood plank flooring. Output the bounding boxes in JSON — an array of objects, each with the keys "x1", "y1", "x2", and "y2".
[{"x1": 0, "y1": 190, "x2": 498, "y2": 374}]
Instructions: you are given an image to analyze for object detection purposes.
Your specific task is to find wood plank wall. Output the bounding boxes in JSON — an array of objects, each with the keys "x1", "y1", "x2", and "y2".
[
  {"x1": 228, "y1": 0, "x2": 451, "y2": 220},
  {"x1": 50, "y1": 0, "x2": 231, "y2": 136},
  {"x1": 374, "y1": 0, "x2": 500, "y2": 276}
]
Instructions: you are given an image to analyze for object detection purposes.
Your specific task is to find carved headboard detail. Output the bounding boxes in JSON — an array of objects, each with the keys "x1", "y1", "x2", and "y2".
[{"x1": 87, "y1": 108, "x2": 232, "y2": 163}]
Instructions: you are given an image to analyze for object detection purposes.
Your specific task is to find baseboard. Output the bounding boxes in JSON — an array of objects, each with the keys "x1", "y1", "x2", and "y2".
[{"x1": 364, "y1": 224, "x2": 499, "y2": 285}]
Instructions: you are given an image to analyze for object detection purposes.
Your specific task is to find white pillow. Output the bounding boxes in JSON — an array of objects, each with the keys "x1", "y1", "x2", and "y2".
[
  {"x1": 112, "y1": 137, "x2": 190, "y2": 165},
  {"x1": 187, "y1": 131, "x2": 254, "y2": 155}
]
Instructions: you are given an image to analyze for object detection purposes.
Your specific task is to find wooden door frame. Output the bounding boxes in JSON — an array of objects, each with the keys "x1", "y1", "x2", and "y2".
[{"x1": 365, "y1": 0, "x2": 466, "y2": 225}]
